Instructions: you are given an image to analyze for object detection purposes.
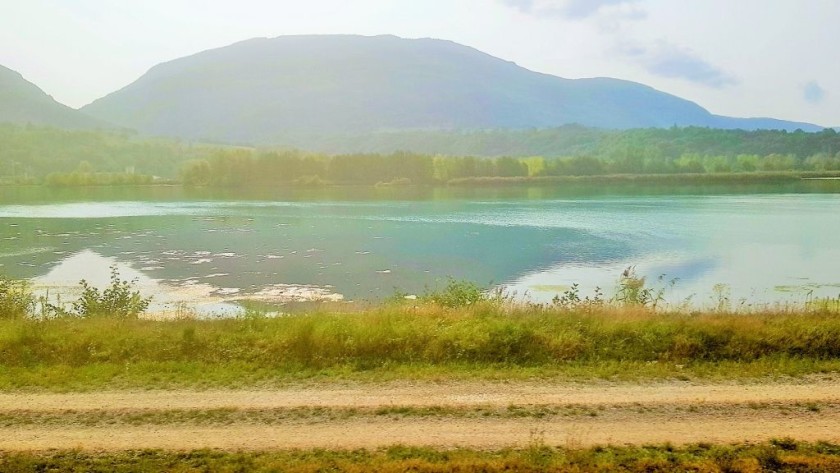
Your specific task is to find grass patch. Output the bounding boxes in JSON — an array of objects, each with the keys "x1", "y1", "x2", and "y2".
[
  {"x1": 2, "y1": 304, "x2": 840, "y2": 390},
  {"x1": 3, "y1": 402, "x2": 834, "y2": 427},
  {"x1": 2, "y1": 441, "x2": 840, "y2": 472}
]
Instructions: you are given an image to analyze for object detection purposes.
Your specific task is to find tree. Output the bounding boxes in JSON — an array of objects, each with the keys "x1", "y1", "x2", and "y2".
[{"x1": 181, "y1": 159, "x2": 212, "y2": 186}]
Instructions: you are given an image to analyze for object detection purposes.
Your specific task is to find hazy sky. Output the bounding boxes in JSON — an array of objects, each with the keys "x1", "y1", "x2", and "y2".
[{"x1": 2, "y1": 0, "x2": 838, "y2": 125}]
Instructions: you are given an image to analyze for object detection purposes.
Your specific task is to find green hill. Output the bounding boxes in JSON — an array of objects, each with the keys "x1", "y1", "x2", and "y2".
[
  {"x1": 0, "y1": 65, "x2": 102, "y2": 129},
  {"x1": 82, "y1": 35, "x2": 820, "y2": 146}
]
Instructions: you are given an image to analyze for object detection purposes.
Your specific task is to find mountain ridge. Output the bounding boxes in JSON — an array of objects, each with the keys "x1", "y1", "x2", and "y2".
[
  {"x1": 2, "y1": 35, "x2": 823, "y2": 143},
  {"x1": 79, "y1": 35, "x2": 822, "y2": 145},
  {"x1": 0, "y1": 65, "x2": 103, "y2": 129}
]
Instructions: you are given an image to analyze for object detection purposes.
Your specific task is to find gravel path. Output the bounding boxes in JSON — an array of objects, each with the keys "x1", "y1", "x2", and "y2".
[{"x1": 2, "y1": 377, "x2": 838, "y2": 451}]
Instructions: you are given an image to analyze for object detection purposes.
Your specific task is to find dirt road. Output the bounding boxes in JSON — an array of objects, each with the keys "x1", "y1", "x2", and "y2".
[{"x1": 2, "y1": 378, "x2": 839, "y2": 451}]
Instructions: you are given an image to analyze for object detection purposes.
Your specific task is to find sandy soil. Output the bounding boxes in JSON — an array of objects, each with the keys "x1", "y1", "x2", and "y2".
[{"x1": 2, "y1": 378, "x2": 839, "y2": 451}]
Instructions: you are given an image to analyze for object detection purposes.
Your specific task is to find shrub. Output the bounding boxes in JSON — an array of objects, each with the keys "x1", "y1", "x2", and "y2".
[
  {"x1": 0, "y1": 275, "x2": 34, "y2": 319},
  {"x1": 70, "y1": 266, "x2": 151, "y2": 318},
  {"x1": 552, "y1": 283, "x2": 605, "y2": 311},
  {"x1": 424, "y1": 278, "x2": 486, "y2": 308}
]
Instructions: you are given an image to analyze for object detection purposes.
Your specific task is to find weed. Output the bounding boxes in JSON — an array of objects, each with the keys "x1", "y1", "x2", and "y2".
[
  {"x1": 770, "y1": 437, "x2": 799, "y2": 451},
  {"x1": 524, "y1": 429, "x2": 552, "y2": 468},
  {"x1": 755, "y1": 445, "x2": 783, "y2": 471},
  {"x1": 0, "y1": 275, "x2": 34, "y2": 319},
  {"x1": 712, "y1": 283, "x2": 732, "y2": 312},
  {"x1": 710, "y1": 446, "x2": 739, "y2": 473},
  {"x1": 552, "y1": 284, "x2": 605, "y2": 311},
  {"x1": 614, "y1": 266, "x2": 675, "y2": 309}
]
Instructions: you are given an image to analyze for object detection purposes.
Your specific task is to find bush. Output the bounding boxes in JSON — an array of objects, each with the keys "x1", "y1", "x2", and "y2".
[
  {"x1": 0, "y1": 275, "x2": 34, "y2": 319},
  {"x1": 70, "y1": 266, "x2": 151, "y2": 318},
  {"x1": 424, "y1": 279, "x2": 486, "y2": 308},
  {"x1": 551, "y1": 283, "x2": 605, "y2": 311}
]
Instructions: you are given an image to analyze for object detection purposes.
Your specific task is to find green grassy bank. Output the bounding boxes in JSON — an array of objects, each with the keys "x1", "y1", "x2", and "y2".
[
  {"x1": 2, "y1": 441, "x2": 839, "y2": 472},
  {"x1": 2, "y1": 303, "x2": 840, "y2": 390}
]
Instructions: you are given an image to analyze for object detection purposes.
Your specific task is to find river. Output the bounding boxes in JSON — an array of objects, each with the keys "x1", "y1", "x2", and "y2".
[{"x1": 1, "y1": 183, "x2": 839, "y2": 315}]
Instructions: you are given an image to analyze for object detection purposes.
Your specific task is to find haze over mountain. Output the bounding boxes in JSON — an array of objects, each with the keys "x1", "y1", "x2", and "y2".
[
  {"x1": 0, "y1": 65, "x2": 103, "y2": 129},
  {"x1": 81, "y1": 35, "x2": 822, "y2": 145}
]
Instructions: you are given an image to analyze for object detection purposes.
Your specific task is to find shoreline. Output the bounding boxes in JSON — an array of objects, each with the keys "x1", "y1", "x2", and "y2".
[{"x1": 4, "y1": 170, "x2": 840, "y2": 190}]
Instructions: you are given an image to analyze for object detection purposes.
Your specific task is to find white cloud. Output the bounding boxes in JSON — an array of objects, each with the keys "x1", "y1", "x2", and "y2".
[
  {"x1": 500, "y1": 0, "x2": 642, "y2": 19},
  {"x1": 802, "y1": 81, "x2": 826, "y2": 104},
  {"x1": 616, "y1": 40, "x2": 737, "y2": 88}
]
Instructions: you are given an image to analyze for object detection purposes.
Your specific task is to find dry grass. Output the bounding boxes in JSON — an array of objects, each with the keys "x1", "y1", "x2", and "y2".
[{"x1": 2, "y1": 441, "x2": 839, "y2": 472}]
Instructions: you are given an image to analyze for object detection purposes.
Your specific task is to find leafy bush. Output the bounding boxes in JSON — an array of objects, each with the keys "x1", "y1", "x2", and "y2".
[
  {"x1": 424, "y1": 278, "x2": 486, "y2": 308},
  {"x1": 551, "y1": 283, "x2": 604, "y2": 311},
  {"x1": 70, "y1": 266, "x2": 151, "y2": 318},
  {"x1": 0, "y1": 275, "x2": 34, "y2": 319}
]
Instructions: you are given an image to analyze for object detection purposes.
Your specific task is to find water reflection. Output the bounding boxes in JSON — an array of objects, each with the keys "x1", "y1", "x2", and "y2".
[
  {"x1": 31, "y1": 250, "x2": 346, "y2": 318},
  {"x1": 1, "y1": 185, "x2": 839, "y2": 315}
]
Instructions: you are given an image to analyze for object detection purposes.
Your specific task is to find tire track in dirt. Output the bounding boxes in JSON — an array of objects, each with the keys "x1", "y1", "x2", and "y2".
[
  {"x1": 3, "y1": 413, "x2": 840, "y2": 451},
  {"x1": 2, "y1": 378, "x2": 838, "y2": 451}
]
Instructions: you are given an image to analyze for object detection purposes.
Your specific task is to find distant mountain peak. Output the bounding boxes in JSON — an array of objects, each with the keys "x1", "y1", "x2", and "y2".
[{"x1": 81, "y1": 34, "x2": 821, "y2": 144}]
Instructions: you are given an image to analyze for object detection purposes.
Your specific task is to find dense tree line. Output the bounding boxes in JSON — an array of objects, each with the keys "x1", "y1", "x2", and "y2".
[
  {"x1": 303, "y1": 125, "x2": 840, "y2": 159},
  {"x1": 179, "y1": 150, "x2": 531, "y2": 186},
  {"x1": 3, "y1": 124, "x2": 840, "y2": 187},
  {"x1": 180, "y1": 148, "x2": 840, "y2": 187}
]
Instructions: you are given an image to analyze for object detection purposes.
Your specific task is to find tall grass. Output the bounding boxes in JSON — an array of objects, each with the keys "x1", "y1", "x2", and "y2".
[
  {"x1": 0, "y1": 276, "x2": 34, "y2": 320},
  {"x1": 2, "y1": 302, "x2": 840, "y2": 389},
  {"x1": 2, "y1": 441, "x2": 839, "y2": 472}
]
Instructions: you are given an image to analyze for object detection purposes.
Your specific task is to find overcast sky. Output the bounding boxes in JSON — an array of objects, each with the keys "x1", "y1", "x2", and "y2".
[{"x1": 2, "y1": 0, "x2": 838, "y2": 126}]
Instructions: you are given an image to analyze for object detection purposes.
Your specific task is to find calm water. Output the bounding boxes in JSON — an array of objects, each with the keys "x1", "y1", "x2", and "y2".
[{"x1": 1, "y1": 183, "x2": 839, "y2": 313}]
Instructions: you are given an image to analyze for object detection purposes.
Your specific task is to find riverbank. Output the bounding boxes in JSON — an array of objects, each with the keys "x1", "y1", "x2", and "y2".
[
  {"x1": 6, "y1": 170, "x2": 840, "y2": 189},
  {"x1": 4, "y1": 303, "x2": 840, "y2": 470},
  {"x1": 2, "y1": 303, "x2": 840, "y2": 390}
]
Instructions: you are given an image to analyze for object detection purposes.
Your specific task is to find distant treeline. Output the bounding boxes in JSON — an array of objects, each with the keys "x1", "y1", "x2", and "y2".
[
  {"x1": 180, "y1": 150, "x2": 535, "y2": 186},
  {"x1": 3, "y1": 123, "x2": 840, "y2": 186},
  {"x1": 181, "y1": 148, "x2": 840, "y2": 187},
  {"x1": 0, "y1": 124, "x2": 208, "y2": 184},
  {"x1": 43, "y1": 170, "x2": 154, "y2": 187},
  {"x1": 304, "y1": 125, "x2": 840, "y2": 158}
]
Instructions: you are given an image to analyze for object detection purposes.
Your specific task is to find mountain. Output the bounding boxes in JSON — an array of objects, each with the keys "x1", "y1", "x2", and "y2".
[
  {"x1": 82, "y1": 35, "x2": 821, "y2": 144},
  {"x1": 0, "y1": 65, "x2": 102, "y2": 129}
]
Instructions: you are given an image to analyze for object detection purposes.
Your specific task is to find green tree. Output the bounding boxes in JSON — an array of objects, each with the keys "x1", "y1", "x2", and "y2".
[{"x1": 180, "y1": 159, "x2": 212, "y2": 186}]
